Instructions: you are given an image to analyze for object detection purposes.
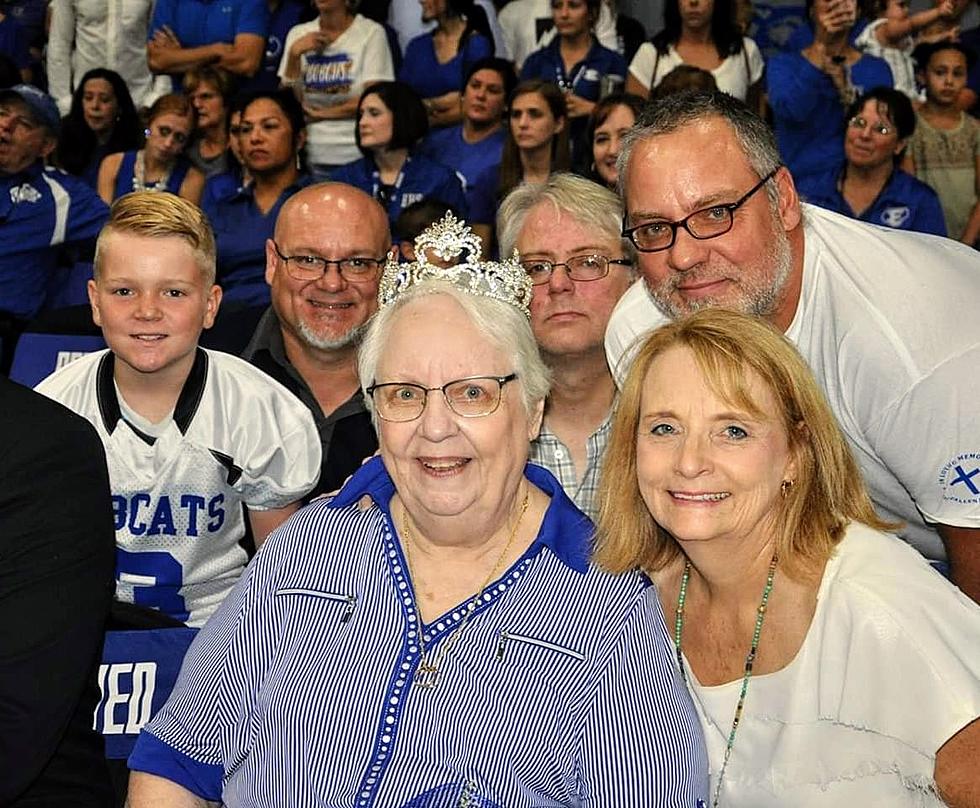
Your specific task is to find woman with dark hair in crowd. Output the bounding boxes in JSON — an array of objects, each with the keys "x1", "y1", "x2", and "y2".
[
  {"x1": 399, "y1": 0, "x2": 495, "y2": 128},
  {"x1": 183, "y1": 66, "x2": 237, "y2": 178},
  {"x1": 586, "y1": 91, "x2": 644, "y2": 188},
  {"x1": 332, "y1": 80, "x2": 467, "y2": 228},
  {"x1": 798, "y1": 87, "x2": 946, "y2": 235},
  {"x1": 55, "y1": 68, "x2": 142, "y2": 188},
  {"x1": 495, "y1": 80, "x2": 570, "y2": 201},
  {"x1": 203, "y1": 89, "x2": 312, "y2": 308},
  {"x1": 521, "y1": 0, "x2": 626, "y2": 161},
  {"x1": 626, "y1": 0, "x2": 764, "y2": 109},
  {"x1": 97, "y1": 94, "x2": 205, "y2": 204}
]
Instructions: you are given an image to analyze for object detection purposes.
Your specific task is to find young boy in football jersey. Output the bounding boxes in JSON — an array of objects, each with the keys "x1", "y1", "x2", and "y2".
[{"x1": 37, "y1": 192, "x2": 322, "y2": 628}]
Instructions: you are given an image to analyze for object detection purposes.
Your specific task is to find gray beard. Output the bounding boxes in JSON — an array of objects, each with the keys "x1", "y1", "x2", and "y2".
[
  {"x1": 296, "y1": 319, "x2": 369, "y2": 351},
  {"x1": 647, "y1": 221, "x2": 794, "y2": 321}
]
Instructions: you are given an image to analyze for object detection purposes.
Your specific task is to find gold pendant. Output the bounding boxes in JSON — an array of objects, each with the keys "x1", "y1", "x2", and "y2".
[{"x1": 415, "y1": 661, "x2": 441, "y2": 689}]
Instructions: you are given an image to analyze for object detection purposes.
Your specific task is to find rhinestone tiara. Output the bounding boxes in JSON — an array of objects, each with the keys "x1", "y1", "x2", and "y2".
[{"x1": 378, "y1": 212, "x2": 533, "y2": 318}]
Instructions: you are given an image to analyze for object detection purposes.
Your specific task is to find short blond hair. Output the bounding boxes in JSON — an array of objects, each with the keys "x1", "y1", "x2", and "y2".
[
  {"x1": 94, "y1": 192, "x2": 217, "y2": 285},
  {"x1": 594, "y1": 309, "x2": 895, "y2": 578}
]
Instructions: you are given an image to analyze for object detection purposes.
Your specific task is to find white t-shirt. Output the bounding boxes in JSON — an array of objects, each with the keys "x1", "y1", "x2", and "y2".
[
  {"x1": 854, "y1": 18, "x2": 918, "y2": 100},
  {"x1": 627, "y1": 38, "x2": 765, "y2": 100},
  {"x1": 605, "y1": 204, "x2": 980, "y2": 562},
  {"x1": 498, "y1": 0, "x2": 617, "y2": 70},
  {"x1": 36, "y1": 348, "x2": 322, "y2": 626},
  {"x1": 278, "y1": 15, "x2": 394, "y2": 167},
  {"x1": 683, "y1": 523, "x2": 980, "y2": 806}
]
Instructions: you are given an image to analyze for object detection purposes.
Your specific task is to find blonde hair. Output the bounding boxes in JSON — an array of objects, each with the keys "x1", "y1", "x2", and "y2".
[
  {"x1": 594, "y1": 309, "x2": 895, "y2": 578},
  {"x1": 93, "y1": 192, "x2": 217, "y2": 285}
]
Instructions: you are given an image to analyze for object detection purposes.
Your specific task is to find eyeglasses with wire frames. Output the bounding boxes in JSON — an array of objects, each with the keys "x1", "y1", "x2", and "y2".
[
  {"x1": 847, "y1": 115, "x2": 892, "y2": 137},
  {"x1": 621, "y1": 166, "x2": 781, "y2": 253},
  {"x1": 365, "y1": 374, "x2": 518, "y2": 422},
  {"x1": 520, "y1": 254, "x2": 633, "y2": 286},
  {"x1": 272, "y1": 242, "x2": 386, "y2": 283}
]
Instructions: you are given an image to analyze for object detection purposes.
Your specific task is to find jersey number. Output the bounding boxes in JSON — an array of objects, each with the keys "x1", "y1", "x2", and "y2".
[{"x1": 116, "y1": 549, "x2": 189, "y2": 623}]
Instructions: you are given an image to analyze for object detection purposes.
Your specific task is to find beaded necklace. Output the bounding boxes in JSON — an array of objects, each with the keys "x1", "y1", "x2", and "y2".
[
  {"x1": 401, "y1": 491, "x2": 529, "y2": 689},
  {"x1": 132, "y1": 149, "x2": 173, "y2": 194},
  {"x1": 674, "y1": 553, "x2": 778, "y2": 808}
]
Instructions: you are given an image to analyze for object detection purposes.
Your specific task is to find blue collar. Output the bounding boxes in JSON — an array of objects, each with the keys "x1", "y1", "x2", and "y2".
[{"x1": 330, "y1": 456, "x2": 592, "y2": 573}]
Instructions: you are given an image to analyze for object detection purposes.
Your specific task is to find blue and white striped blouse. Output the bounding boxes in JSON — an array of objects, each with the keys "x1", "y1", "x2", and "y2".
[{"x1": 129, "y1": 458, "x2": 709, "y2": 806}]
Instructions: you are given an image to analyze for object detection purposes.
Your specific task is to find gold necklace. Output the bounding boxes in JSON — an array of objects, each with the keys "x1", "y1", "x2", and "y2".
[{"x1": 400, "y1": 490, "x2": 530, "y2": 689}]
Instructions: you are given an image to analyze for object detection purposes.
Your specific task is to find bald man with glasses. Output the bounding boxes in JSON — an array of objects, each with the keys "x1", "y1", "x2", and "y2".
[{"x1": 243, "y1": 182, "x2": 392, "y2": 498}]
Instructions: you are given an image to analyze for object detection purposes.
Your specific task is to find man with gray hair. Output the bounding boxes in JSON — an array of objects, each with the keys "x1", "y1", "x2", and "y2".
[
  {"x1": 499, "y1": 172, "x2": 634, "y2": 520},
  {"x1": 606, "y1": 90, "x2": 980, "y2": 601},
  {"x1": 243, "y1": 183, "x2": 390, "y2": 498}
]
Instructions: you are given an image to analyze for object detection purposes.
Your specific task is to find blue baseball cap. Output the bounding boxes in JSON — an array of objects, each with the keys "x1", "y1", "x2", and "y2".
[{"x1": 0, "y1": 84, "x2": 61, "y2": 135}]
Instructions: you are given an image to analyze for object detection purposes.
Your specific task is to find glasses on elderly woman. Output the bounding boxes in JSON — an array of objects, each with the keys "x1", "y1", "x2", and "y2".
[
  {"x1": 622, "y1": 167, "x2": 780, "y2": 253},
  {"x1": 366, "y1": 374, "x2": 518, "y2": 422}
]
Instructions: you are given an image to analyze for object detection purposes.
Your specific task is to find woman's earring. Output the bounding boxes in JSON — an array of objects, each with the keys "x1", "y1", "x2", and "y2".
[{"x1": 780, "y1": 479, "x2": 795, "y2": 498}]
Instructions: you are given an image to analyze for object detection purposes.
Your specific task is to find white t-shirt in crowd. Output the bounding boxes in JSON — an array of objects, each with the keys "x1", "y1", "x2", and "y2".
[
  {"x1": 605, "y1": 204, "x2": 980, "y2": 563},
  {"x1": 685, "y1": 523, "x2": 980, "y2": 806},
  {"x1": 278, "y1": 15, "x2": 393, "y2": 167},
  {"x1": 627, "y1": 38, "x2": 765, "y2": 100}
]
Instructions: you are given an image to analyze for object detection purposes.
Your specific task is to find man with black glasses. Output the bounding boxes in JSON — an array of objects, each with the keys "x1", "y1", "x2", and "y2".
[
  {"x1": 244, "y1": 183, "x2": 390, "y2": 497},
  {"x1": 607, "y1": 90, "x2": 980, "y2": 602},
  {"x1": 498, "y1": 173, "x2": 634, "y2": 520}
]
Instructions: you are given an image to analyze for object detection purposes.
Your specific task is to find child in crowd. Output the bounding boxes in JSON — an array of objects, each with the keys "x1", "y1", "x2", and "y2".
[
  {"x1": 904, "y1": 41, "x2": 980, "y2": 244},
  {"x1": 36, "y1": 193, "x2": 321, "y2": 628},
  {"x1": 855, "y1": 0, "x2": 957, "y2": 99}
]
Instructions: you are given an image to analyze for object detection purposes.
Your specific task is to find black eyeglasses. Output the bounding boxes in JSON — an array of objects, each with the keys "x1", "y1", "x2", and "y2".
[
  {"x1": 520, "y1": 254, "x2": 632, "y2": 286},
  {"x1": 622, "y1": 167, "x2": 780, "y2": 253},
  {"x1": 272, "y1": 242, "x2": 385, "y2": 283},
  {"x1": 365, "y1": 374, "x2": 518, "y2": 422}
]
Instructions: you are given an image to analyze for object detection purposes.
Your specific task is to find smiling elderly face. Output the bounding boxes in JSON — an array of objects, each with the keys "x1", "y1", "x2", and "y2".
[{"x1": 374, "y1": 293, "x2": 541, "y2": 526}]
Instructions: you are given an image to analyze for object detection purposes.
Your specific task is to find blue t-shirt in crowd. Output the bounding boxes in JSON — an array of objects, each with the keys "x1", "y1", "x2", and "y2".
[
  {"x1": 0, "y1": 162, "x2": 109, "y2": 320},
  {"x1": 797, "y1": 164, "x2": 947, "y2": 236},
  {"x1": 148, "y1": 0, "x2": 269, "y2": 50},
  {"x1": 332, "y1": 154, "x2": 467, "y2": 229},
  {"x1": 240, "y1": 0, "x2": 312, "y2": 94},
  {"x1": 767, "y1": 51, "x2": 894, "y2": 181},
  {"x1": 520, "y1": 37, "x2": 626, "y2": 102},
  {"x1": 202, "y1": 173, "x2": 313, "y2": 307},
  {"x1": 417, "y1": 125, "x2": 505, "y2": 217},
  {"x1": 399, "y1": 32, "x2": 493, "y2": 99},
  {"x1": 0, "y1": 14, "x2": 29, "y2": 70}
]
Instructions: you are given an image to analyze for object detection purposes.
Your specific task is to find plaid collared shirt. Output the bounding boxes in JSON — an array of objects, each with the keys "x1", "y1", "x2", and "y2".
[{"x1": 528, "y1": 413, "x2": 613, "y2": 522}]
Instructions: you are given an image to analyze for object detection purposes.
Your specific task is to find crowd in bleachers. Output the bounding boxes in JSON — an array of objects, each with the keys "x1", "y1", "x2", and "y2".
[{"x1": 3, "y1": 0, "x2": 980, "y2": 805}]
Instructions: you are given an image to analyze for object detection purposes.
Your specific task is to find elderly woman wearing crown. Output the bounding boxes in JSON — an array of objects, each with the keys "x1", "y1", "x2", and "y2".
[{"x1": 126, "y1": 215, "x2": 709, "y2": 807}]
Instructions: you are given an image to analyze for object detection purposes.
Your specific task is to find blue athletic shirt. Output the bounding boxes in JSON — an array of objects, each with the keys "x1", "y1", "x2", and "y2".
[
  {"x1": 417, "y1": 124, "x2": 505, "y2": 216},
  {"x1": 520, "y1": 37, "x2": 626, "y2": 103},
  {"x1": 112, "y1": 151, "x2": 193, "y2": 201},
  {"x1": 768, "y1": 51, "x2": 894, "y2": 181},
  {"x1": 399, "y1": 31, "x2": 493, "y2": 99},
  {"x1": 332, "y1": 153, "x2": 468, "y2": 228},
  {"x1": 0, "y1": 161, "x2": 108, "y2": 319},
  {"x1": 797, "y1": 164, "x2": 947, "y2": 237},
  {"x1": 128, "y1": 457, "x2": 709, "y2": 806},
  {"x1": 148, "y1": 0, "x2": 269, "y2": 49},
  {"x1": 202, "y1": 173, "x2": 313, "y2": 307}
]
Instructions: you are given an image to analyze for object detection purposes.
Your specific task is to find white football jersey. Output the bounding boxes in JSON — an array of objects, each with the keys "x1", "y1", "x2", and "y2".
[{"x1": 37, "y1": 348, "x2": 322, "y2": 627}]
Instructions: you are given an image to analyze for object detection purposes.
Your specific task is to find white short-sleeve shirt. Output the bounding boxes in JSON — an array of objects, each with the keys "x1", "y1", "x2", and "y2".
[
  {"x1": 278, "y1": 15, "x2": 394, "y2": 167},
  {"x1": 627, "y1": 38, "x2": 765, "y2": 101},
  {"x1": 685, "y1": 523, "x2": 980, "y2": 806}
]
